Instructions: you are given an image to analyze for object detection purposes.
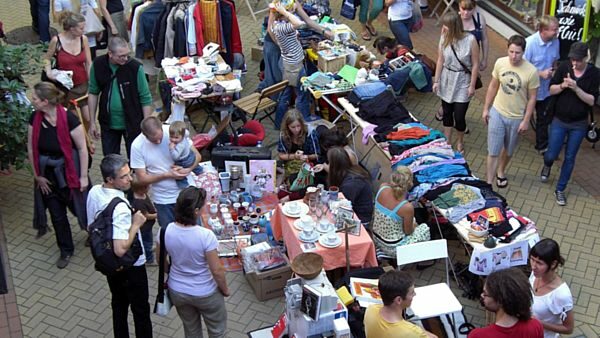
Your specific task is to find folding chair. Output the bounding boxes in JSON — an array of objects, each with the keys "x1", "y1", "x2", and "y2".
[
  {"x1": 233, "y1": 80, "x2": 288, "y2": 125},
  {"x1": 396, "y1": 239, "x2": 463, "y2": 337}
]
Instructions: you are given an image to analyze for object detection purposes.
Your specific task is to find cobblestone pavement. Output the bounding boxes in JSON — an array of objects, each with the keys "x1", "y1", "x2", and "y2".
[{"x1": 1, "y1": 1, "x2": 599, "y2": 337}]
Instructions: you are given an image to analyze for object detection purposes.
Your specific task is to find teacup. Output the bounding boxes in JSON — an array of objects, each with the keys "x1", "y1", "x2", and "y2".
[
  {"x1": 287, "y1": 202, "x2": 300, "y2": 214},
  {"x1": 302, "y1": 225, "x2": 315, "y2": 238},
  {"x1": 318, "y1": 219, "x2": 330, "y2": 232},
  {"x1": 249, "y1": 213, "x2": 259, "y2": 226},
  {"x1": 301, "y1": 215, "x2": 313, "y2": 229},
  {"x1": 326, "y1": 233, "x2": 338, "y2": 243}
]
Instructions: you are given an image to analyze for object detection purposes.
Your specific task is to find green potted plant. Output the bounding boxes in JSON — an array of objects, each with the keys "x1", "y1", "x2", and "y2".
[{"x1": 0, "y1": 43, "x2": 45, "y2": 173}]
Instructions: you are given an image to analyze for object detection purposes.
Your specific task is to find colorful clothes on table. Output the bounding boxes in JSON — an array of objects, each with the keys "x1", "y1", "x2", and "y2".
[
  {"x1": 411, "y1": 157, "x2": 466, "y2": 173},
  {"x1": 386, "y1": 127, "x2": 430, "y2": 140},
  {"x1": 388, "y1": 129, "x2": 445, "y2": 148},
  {"x1": 414, "y1": 164, "x2": 469, "y2": 184},
  {"x1": 371, "y1": 186, "x2": 430, "y2": 258},
  {"x1": 433, "y1": 184, "x2": 486, "y2": 223}
]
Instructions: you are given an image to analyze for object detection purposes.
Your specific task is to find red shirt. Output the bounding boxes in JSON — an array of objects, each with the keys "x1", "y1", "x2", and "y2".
[
  {"x1": 468, "y1": 319, "x2": 544, "y2": 338},
  {"x1": 56, "y1": 37, "x2": 88, "y2": 86}
]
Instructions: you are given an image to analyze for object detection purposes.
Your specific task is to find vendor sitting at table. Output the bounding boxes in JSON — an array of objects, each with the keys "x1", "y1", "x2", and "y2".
[
  {"x1": 312, "y1": 127, "x2": 358, "y2": 186},
  {"x1": 278, "y1": 109, "x2": 320, "y2": 196},
  {"x1": 327, "y1": 147, "x2": 373, "y2": 227},
  {"x1": 371, "y1": 166, "x2": 430, "y2": 261},
  {"x1": 371, "y1": 36, "x2": 434, "y2": 94}
]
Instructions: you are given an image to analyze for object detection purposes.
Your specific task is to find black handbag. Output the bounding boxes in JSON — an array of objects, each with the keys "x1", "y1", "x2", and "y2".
[
  {"x1": 450, "y1": 44, "x2": 482, "y2": 89},
  {"x1": 340, "y1": 0, "x2": 357, "y2": 20}
]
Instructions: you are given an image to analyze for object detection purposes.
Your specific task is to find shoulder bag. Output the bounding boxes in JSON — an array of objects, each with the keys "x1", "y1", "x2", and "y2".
[
  {"x1": 154, "y1": 225, "x2": 173, "y2": 316},
  {"x1": 450, "y1": 44, "x2": 482, "y2": 89}
]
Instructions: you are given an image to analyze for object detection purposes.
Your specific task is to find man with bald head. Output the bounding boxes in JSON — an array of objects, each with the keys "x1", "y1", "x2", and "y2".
[{"x1": 130, "y1": 116, "x2": 201, "y2": 228}]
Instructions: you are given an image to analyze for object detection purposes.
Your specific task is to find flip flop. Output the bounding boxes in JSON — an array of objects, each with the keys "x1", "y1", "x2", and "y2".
[
  {"x1": 366, "y1": 24, "x2": 378, "y2": 37},
  {"x1": 496, "y1": 175, "x2": 508, "y2": 188},
  {"x1": 435, "y1": 107, "x2": 443, "y2": 121},
  {"x1": 456, "y1": 143, "x2": 465, "y2": 155},
  {"x1": 361, "y1": 31, "x2": 371, "y2": 41}
]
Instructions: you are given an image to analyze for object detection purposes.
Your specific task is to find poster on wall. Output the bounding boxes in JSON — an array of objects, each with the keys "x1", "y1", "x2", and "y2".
[{"x1": 551, "y1": 0, "x2": 593, "y2": 60}]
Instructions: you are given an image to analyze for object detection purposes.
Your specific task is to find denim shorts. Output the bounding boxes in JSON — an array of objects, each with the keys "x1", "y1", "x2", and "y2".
[{"x1": 487, "y1": 106, "x2": 522, "y2": 157}]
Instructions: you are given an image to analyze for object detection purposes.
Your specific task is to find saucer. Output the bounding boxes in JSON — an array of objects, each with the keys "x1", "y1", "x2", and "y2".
[
  {"x1": 294, "y1": 219, "x2": 315, "y2": 231},
  {"x1": 282, "y1": 202, "x2": 309, "y2": 218},
  {"x1": 319, "y1": 234, "x2": 342, "y2": 248},
  {"x1": 316, "y1": 222, "x2": 333, "y2": 233},
  {"x1": 298, "y1": 231, "x2": 319, "y2": 243}
]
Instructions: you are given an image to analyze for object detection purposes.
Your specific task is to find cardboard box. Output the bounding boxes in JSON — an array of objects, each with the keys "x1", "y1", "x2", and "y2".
[
  {"x1": 245, "y1": 256, "x2": 292, "y2": 301},
  {"x1": 318, "y1": 54, "x2": 347, "y2": 73}
]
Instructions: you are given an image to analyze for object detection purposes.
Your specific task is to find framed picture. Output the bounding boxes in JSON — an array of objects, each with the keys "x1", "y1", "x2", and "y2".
[
  {"x1": 249, "y1": 160, "x2": 277, "y2": 193},
  {"x1": 224, "y1": 160, "x2": 248, "y2": 177},
  {"x1": 342, "y1": 218, "x2": 361, "y2": 236}
]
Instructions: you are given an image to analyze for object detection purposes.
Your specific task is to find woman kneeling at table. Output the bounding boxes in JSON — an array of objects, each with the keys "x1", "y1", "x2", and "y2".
[
  {"x1": 327, "y1": 147, "x2": 373, "y2": 228},
  {"x1": 157, "y1": 187, "x2": 230, "y2": 338},
  {"x1": 371, "y1": 166, "x2": 430, "y2": 259}
]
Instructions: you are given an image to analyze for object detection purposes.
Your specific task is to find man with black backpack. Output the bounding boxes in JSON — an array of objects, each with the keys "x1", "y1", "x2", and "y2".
[{"x1": 86, "y1": 154, "x2": 152, "y2": 338}]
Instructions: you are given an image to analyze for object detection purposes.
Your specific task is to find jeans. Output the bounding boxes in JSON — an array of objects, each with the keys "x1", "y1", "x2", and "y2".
[
  {"x1": 389, "y1": 17, "x2": 414, "y2": 49},
  {"x1": 257, "y1": 36, "x2": 283, "y2": 92},
  {"x1": 169, "y1": 289, "x2": 227, "y2": 338},
  {"x1": 43, "y1": 186, "x2": 75, "y2": 257},
  {"x1": 30, "y1": 0, "x2": 51, "y2": 42},
  {"x1": 106, "y1": 265, "x2": 152, "y2": 338},
  {"x1": 101, "y1": 127, "x2": 138, "y2": 159},
  {"x1": 543, "y1": 119, "x2": 587, "y2": 192},
  {"x1": 535, "y1": 98, "x2": 552, "y2": 150},
  {"x1": 140, "y1": 224, "x2": 155, "y2": 263},
  {"x1": 155, "y1": 203, "x2": 176, "y2": 228},
  {"x1": 274, "y1": 66, "x2": 310, "y2": 129}
]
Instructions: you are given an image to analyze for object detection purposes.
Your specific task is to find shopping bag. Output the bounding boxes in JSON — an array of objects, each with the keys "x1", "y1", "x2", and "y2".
[
  {"x1": 340, "y1": 0, "x2": 357, "y2": 20},
  {"x1": 83, "y1": 7, "x2": 104, "y2": 34},
  {"x1": 290, "y1": 162, "x2": 314, "y2": 191}
]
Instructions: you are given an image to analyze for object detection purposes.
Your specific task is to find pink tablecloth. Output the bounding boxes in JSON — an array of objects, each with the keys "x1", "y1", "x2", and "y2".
[{"x1": 273, "y1": 204, "x2": 378, "y2": 271}]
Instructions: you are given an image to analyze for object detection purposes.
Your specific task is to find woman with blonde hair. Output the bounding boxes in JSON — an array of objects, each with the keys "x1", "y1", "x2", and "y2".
[
  {"x1": 44, "y1": 10, "x2": 92, "y2": 128},
  {"x1": 371, "y1": 166, "x2": 430, "y2": 259},
  {"x1": 432, "y1": 11, "x2": 479, "y2": 155}
]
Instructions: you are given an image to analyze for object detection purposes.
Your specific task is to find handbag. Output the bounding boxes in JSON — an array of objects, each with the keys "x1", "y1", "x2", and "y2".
[
  {"x1": 450, "y1": 44, "x2": 482, "y2": 90},
  {"x1": 340, "y1": 0, "x2": 357, "y2": 20},
  {"x1": 153, "y1": 226, "x2": 173, "y2": 317}
]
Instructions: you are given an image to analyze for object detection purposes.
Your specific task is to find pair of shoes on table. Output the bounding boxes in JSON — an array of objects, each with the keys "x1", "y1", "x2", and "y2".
[{"x1": 56, "y1": 254, "x2": 71, "y2": 269}]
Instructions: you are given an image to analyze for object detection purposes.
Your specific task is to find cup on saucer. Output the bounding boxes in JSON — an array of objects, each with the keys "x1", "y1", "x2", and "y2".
[
  {"x1": 287, "y1": 202, "x2": 300, "y2": 214},
  {"x1": 300, "y1": 215, "x2": 313, "y2": 229},
  {"x1": 302, "y1": 224, "x2": 315, "y2": 239},
  {"x1": 326, "y1": 232, "x2": 338, "y2": 244}
]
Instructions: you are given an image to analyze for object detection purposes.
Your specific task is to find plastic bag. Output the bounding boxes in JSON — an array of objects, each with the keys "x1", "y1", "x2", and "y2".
[
  {"x1": 290, "y1": 162, "x2": 314, "y2": 191},
  {"x1": 83, "y1": 8, "x2": 104, "y2": 34}
]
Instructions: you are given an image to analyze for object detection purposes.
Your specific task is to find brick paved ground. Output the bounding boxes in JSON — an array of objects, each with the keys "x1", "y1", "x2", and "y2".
[{"x1": 1, "y1": 1, "x2": 599, "y2": 337}]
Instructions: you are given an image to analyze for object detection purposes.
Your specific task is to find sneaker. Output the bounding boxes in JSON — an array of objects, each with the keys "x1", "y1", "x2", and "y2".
[
  {"x1": 540, "y1": 166, "x2": 551, "y2": 183},
  {"x1": 554, "y1": 190, "x2": 567, "y2": 206},
  {"x1": 56, "y1": 255, "x2": 71, "y2": 269},
  {"x1": 537, "y1": 147, "x2": 548, "y2": 155}
]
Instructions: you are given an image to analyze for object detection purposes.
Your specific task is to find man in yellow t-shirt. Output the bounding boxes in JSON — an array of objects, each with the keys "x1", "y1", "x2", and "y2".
[
  {"x1": 482, "y1": 35, "x2": 539, "y2": 188},
  {"x1": 364, "y1": 271, "x2": 437, "y2": 338}
]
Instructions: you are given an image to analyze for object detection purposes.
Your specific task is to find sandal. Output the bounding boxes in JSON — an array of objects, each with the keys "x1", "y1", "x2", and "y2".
[
  {"x1": 366, "y1": 24, "x2": 378, "y2": 37},
  {"x1": 456, "y1": 143, "x2": 465, "y2": 155},
  {"x1": 361, "y1": 31, "x2": 371, "y2": 41},
  {"x1": 496, "y1": 175, "x2": 508, "y2": 188},
  {"x1": 435, "y1": 106, "x2": 443, "y2": 121}
]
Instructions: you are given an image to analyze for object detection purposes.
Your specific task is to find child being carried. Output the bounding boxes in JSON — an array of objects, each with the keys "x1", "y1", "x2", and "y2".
[{"x1": 169, "y1": 121, "x2": 203, "y2": 189}]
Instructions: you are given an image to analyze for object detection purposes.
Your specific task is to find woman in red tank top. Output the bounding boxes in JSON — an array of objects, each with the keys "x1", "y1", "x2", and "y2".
[{"x1": 44, "y1": 11, "x2": 92, "y2": 150}]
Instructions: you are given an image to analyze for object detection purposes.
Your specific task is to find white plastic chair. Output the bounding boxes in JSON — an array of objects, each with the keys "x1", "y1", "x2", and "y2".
[{"x1": 396, "y1": 239, "x2": 463, "y2": 337}]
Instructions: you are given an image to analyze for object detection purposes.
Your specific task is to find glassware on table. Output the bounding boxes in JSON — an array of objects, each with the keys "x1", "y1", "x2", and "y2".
[{"x1": 308, "y1": 197, "x2": 319, "y2": 218}]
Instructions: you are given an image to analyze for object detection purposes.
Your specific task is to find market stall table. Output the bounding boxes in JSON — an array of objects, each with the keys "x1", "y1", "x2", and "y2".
[{"x1": 273, "y1": 204, "x2": 378, "y2": 271}]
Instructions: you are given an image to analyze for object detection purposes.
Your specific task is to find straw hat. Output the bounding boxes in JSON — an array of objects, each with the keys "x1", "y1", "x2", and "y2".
[{"x1": 291, "y1": 253, "x2": 323, "y2": 279}]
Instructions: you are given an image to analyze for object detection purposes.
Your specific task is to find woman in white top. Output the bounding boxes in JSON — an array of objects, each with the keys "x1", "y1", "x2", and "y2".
[
  {"x1": 529, "y1": 238, "x2": 574, "y2": 338},
  {"x1": 157, "y1": 187, "x2": 230, "y2": 338},
  {"x1": 432, "y1": 11, "x2": 479, "y2": 154},
  {"x1": 385, "y1": 0, "x2": 415, "y2": 49}
]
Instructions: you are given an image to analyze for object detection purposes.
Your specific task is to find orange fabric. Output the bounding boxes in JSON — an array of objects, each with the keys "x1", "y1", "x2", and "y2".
[
  {"x1": 200, "y1": 0, "x2": 220, "y2": 45},
  {"x1": 386, "y1": 127, "x2": 429, "y2": 140},
  {"x1": 274, "y1": 205, "x2": 378, "y2": 271}
]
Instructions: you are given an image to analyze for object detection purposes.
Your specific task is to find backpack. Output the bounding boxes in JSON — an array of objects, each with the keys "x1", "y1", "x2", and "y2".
[{"x1": 89, "y1": 197, "x2": 143, "y2": 276}]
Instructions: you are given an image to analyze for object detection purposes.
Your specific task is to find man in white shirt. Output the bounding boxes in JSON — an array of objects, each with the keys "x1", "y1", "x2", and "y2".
[
  {"x1": 130, "y1": 116, "x2": 201, "y2": 228},
  {"x1": 86, "y1": 154, "x2": 152, "y2": 338}
]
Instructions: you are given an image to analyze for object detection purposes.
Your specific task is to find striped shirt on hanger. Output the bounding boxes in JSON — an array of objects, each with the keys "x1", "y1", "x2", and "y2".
[{"x1": 272, "y1": 21, "x2": 304, "y2": 65}]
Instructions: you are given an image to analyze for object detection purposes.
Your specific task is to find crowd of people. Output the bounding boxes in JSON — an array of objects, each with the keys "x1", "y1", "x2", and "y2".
[{"x1": 16, "y1": 0, "x2": 593, "y2": 337}]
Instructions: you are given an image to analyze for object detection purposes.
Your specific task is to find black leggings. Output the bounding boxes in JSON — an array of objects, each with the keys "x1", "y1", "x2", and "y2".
[{"x1": 442, "y1": 100, "x2": 470, "y2": 132}]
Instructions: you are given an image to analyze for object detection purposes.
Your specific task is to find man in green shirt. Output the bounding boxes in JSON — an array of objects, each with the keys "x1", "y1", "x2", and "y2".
[{"x1": 87, "y1": 37, "x2": 153, "y2": 158}]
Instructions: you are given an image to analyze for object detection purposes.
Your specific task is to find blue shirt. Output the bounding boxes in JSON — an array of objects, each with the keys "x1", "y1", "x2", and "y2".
[{"x1": 524, "y1": 32, "x2": 560, "y2": 100}]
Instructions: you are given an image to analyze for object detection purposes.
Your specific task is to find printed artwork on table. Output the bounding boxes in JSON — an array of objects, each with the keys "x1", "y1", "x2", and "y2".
[
  {"x1": 474, "y1": 257, "x2": 487, "y2": 273},
  {"x1": 249, "y1": 160, "x2": 276, "y2": 193},
  {"x1": 194, "y1": 172, "x2": 221, "y2": 202}
]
